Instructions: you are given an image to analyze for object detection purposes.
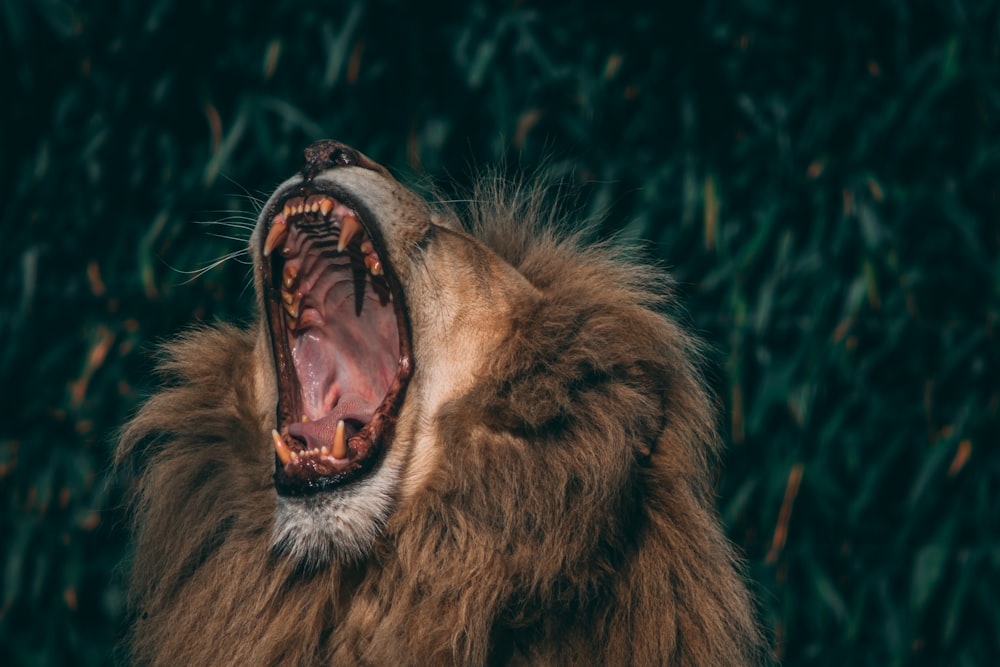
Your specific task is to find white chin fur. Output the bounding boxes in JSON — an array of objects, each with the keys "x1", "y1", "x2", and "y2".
[{"x1": 271, "y1": 457, "x2": 401, "y2": 566}]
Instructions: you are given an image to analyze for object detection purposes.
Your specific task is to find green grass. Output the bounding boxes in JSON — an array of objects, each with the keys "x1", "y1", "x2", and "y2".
[{"x1": 3, "y1": 1, "x2": 998, "y2": 664}]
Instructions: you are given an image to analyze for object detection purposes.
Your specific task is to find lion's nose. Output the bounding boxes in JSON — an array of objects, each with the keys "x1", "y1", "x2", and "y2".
[{"x1": 301, "y1": 140, "x2": 391, "y2": 181}]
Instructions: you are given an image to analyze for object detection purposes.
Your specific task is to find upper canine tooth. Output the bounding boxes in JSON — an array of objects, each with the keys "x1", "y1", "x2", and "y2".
[
  {"x1": 263, "y1": 217, "x2": 288, "y2": 257},
  {"x1": 338, "y1": 214, "x2": 362, "y2": 252}
]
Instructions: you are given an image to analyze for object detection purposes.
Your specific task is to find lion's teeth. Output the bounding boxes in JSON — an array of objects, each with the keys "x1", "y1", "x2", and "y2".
[
  {"x1": 272, "y1": 430, "x2": 292, "y2": 465},
  {"x1": 364, "y1": 254, "x2": 383, "y2": 276},
  {"x1": 338, "y1": 213, "x2": 362, "y2": 252},
  {"x1": 332, "y1": 420, "x2": 348, "y2": 459},
  {"x1": 282, "y1": 264, "x2": 298, "y2": 289},
  {"x1": 283, "y1": 297, "x2": 299, "y2": 319},
  {"x1": 263, "y1": 216, "x2": 288, "y2": 257}
]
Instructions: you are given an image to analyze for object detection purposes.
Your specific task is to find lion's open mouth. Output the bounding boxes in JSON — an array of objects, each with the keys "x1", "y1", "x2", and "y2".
[{"x1": 262, "y1": 187, "x2": 411, "y2": 496}]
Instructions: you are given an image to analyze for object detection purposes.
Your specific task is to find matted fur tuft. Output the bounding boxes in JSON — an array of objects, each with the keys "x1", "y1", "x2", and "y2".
[{"x1": 118, "y1": 164, "x2": 766, "y2": 665}]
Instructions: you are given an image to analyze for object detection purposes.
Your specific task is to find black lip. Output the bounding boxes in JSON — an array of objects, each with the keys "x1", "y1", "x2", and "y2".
[{"x1": 262, "y1": 182, "x2": 414, "y2": 497}]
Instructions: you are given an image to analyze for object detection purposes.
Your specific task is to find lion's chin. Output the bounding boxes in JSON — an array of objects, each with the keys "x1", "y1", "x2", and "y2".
[{"x1": 271, "y1": 453, "x2": 404, "y2": 565}]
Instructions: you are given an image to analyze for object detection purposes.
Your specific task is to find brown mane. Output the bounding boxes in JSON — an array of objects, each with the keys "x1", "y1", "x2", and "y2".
[{"x1": 117, "y1": 170, "x2": 765, "y2": 665}]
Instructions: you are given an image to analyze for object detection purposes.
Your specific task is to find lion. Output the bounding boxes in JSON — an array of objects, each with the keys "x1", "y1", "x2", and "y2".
[{"x1": 117, "y1": 140, "x2": 765, "y2": 665}]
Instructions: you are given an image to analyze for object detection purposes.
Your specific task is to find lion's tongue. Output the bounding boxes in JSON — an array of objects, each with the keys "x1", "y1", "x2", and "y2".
[
  {"x1": 287, "y1": 415, "x2": 355, "y2": 454},
  {"x1": 287, "y1": 304, "x2": 397, "y2": 453}
]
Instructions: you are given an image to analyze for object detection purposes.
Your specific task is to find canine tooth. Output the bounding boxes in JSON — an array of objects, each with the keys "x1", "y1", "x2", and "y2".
[
  {"x1": 272, "y1": 430, "x2": 292, "y2": 465},
  {"x1": 338, "y1": 213, "x2": 362, "y2": 252},
  {"x1": 263, "y1": 219, "x2": 288, "y2": 257},
  {"x1": 319, "y1": 198, "x2": 333, "y2": 216},
  {"x1": 332, "y1": 420, "x2": 347, "y2": 459},
  {"x1": 282, "y1": 265, "x2": 298, "y2": 289}
]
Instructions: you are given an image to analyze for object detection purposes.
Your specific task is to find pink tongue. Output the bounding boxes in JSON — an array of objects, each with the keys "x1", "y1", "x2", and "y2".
[
  {"x1": 286, "y1": 272, "x2": 399, "y2": 452},
  {"x1": 287, "y1": 415, "x2": 350, "y2": 452}
]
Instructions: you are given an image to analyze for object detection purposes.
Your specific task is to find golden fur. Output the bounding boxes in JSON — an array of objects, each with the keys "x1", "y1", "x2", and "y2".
[{"x1": 117, "y1": 150, "x2": 765, "y2": 665}]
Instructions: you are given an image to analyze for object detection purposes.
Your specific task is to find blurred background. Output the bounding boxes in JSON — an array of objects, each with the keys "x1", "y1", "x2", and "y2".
[{"x1": 2, "y1": 1, "x2": 998, "y2": 664}]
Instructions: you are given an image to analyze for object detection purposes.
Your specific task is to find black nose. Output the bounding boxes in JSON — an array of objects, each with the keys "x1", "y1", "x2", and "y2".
[
  {"x1": 299, "y1": 140, "x2": 392, "y2": 181},
  {"x1": 301, "y1": 140, "x2": 363, "y2": 180}
]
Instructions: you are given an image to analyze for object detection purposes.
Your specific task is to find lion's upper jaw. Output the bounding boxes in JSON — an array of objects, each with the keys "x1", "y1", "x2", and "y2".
[{"x1": 256, "y1": 157, "x2": 536, "y2": 564}]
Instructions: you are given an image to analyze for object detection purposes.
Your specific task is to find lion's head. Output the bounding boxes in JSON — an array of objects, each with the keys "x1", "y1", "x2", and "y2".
[
  {"x1": 254, "y1": 141, "x2": 549, "y2": 564},
  {"x1": 118, "y1": 140, "x2": 764, "y2": 665}
]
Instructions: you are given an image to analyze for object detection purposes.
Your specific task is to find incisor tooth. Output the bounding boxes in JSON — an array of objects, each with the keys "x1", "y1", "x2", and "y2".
[
  {"x1": 332, "y1": 420, "x2": 347, "y2": 459},
  {"x1": 338, "y1": 214, "x2": 362, "y2": 252},
  {"x1": 263, "y1": 218, "x2": 288, "y2": 257},
  {"x1": 272, "y1": 430, "x2": 292, "y2": 465},
  {"x1": 319, "y1": 198, "x2": 333, "y2": 216}
]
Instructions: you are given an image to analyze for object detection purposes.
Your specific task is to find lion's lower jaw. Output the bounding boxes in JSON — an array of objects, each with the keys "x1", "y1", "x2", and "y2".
[{"x1": 271, "y1": 458, "x2": 402, "y2": 565}]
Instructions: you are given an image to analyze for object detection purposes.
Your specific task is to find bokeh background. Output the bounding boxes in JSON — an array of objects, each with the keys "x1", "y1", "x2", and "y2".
[{"x1": 3, "y1": 1, "x2": 999, "y2": 664}]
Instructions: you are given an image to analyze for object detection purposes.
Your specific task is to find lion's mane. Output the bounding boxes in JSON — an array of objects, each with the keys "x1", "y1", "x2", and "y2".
[{"x1": 117, "y1": 175, "x2": 764, "y2": 665}]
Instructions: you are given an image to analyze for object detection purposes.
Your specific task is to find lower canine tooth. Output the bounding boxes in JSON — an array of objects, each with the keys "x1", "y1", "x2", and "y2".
[
  {"x1": 271, "y1": 429, "x2": 292, "y2": 465},
  {"x1": 332, "y1": 420, "x2": 348, "y2": 459}
]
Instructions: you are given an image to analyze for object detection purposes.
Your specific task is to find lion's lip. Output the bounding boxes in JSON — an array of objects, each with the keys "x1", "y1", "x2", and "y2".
[{"x1": 262, "y1": 186, "x2": 412, "y2": 495}]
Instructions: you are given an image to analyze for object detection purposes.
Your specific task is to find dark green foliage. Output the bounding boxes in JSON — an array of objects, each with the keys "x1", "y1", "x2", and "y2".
[{"x1": 2, "y1": 1, "x2": 998, "y2": 664}]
